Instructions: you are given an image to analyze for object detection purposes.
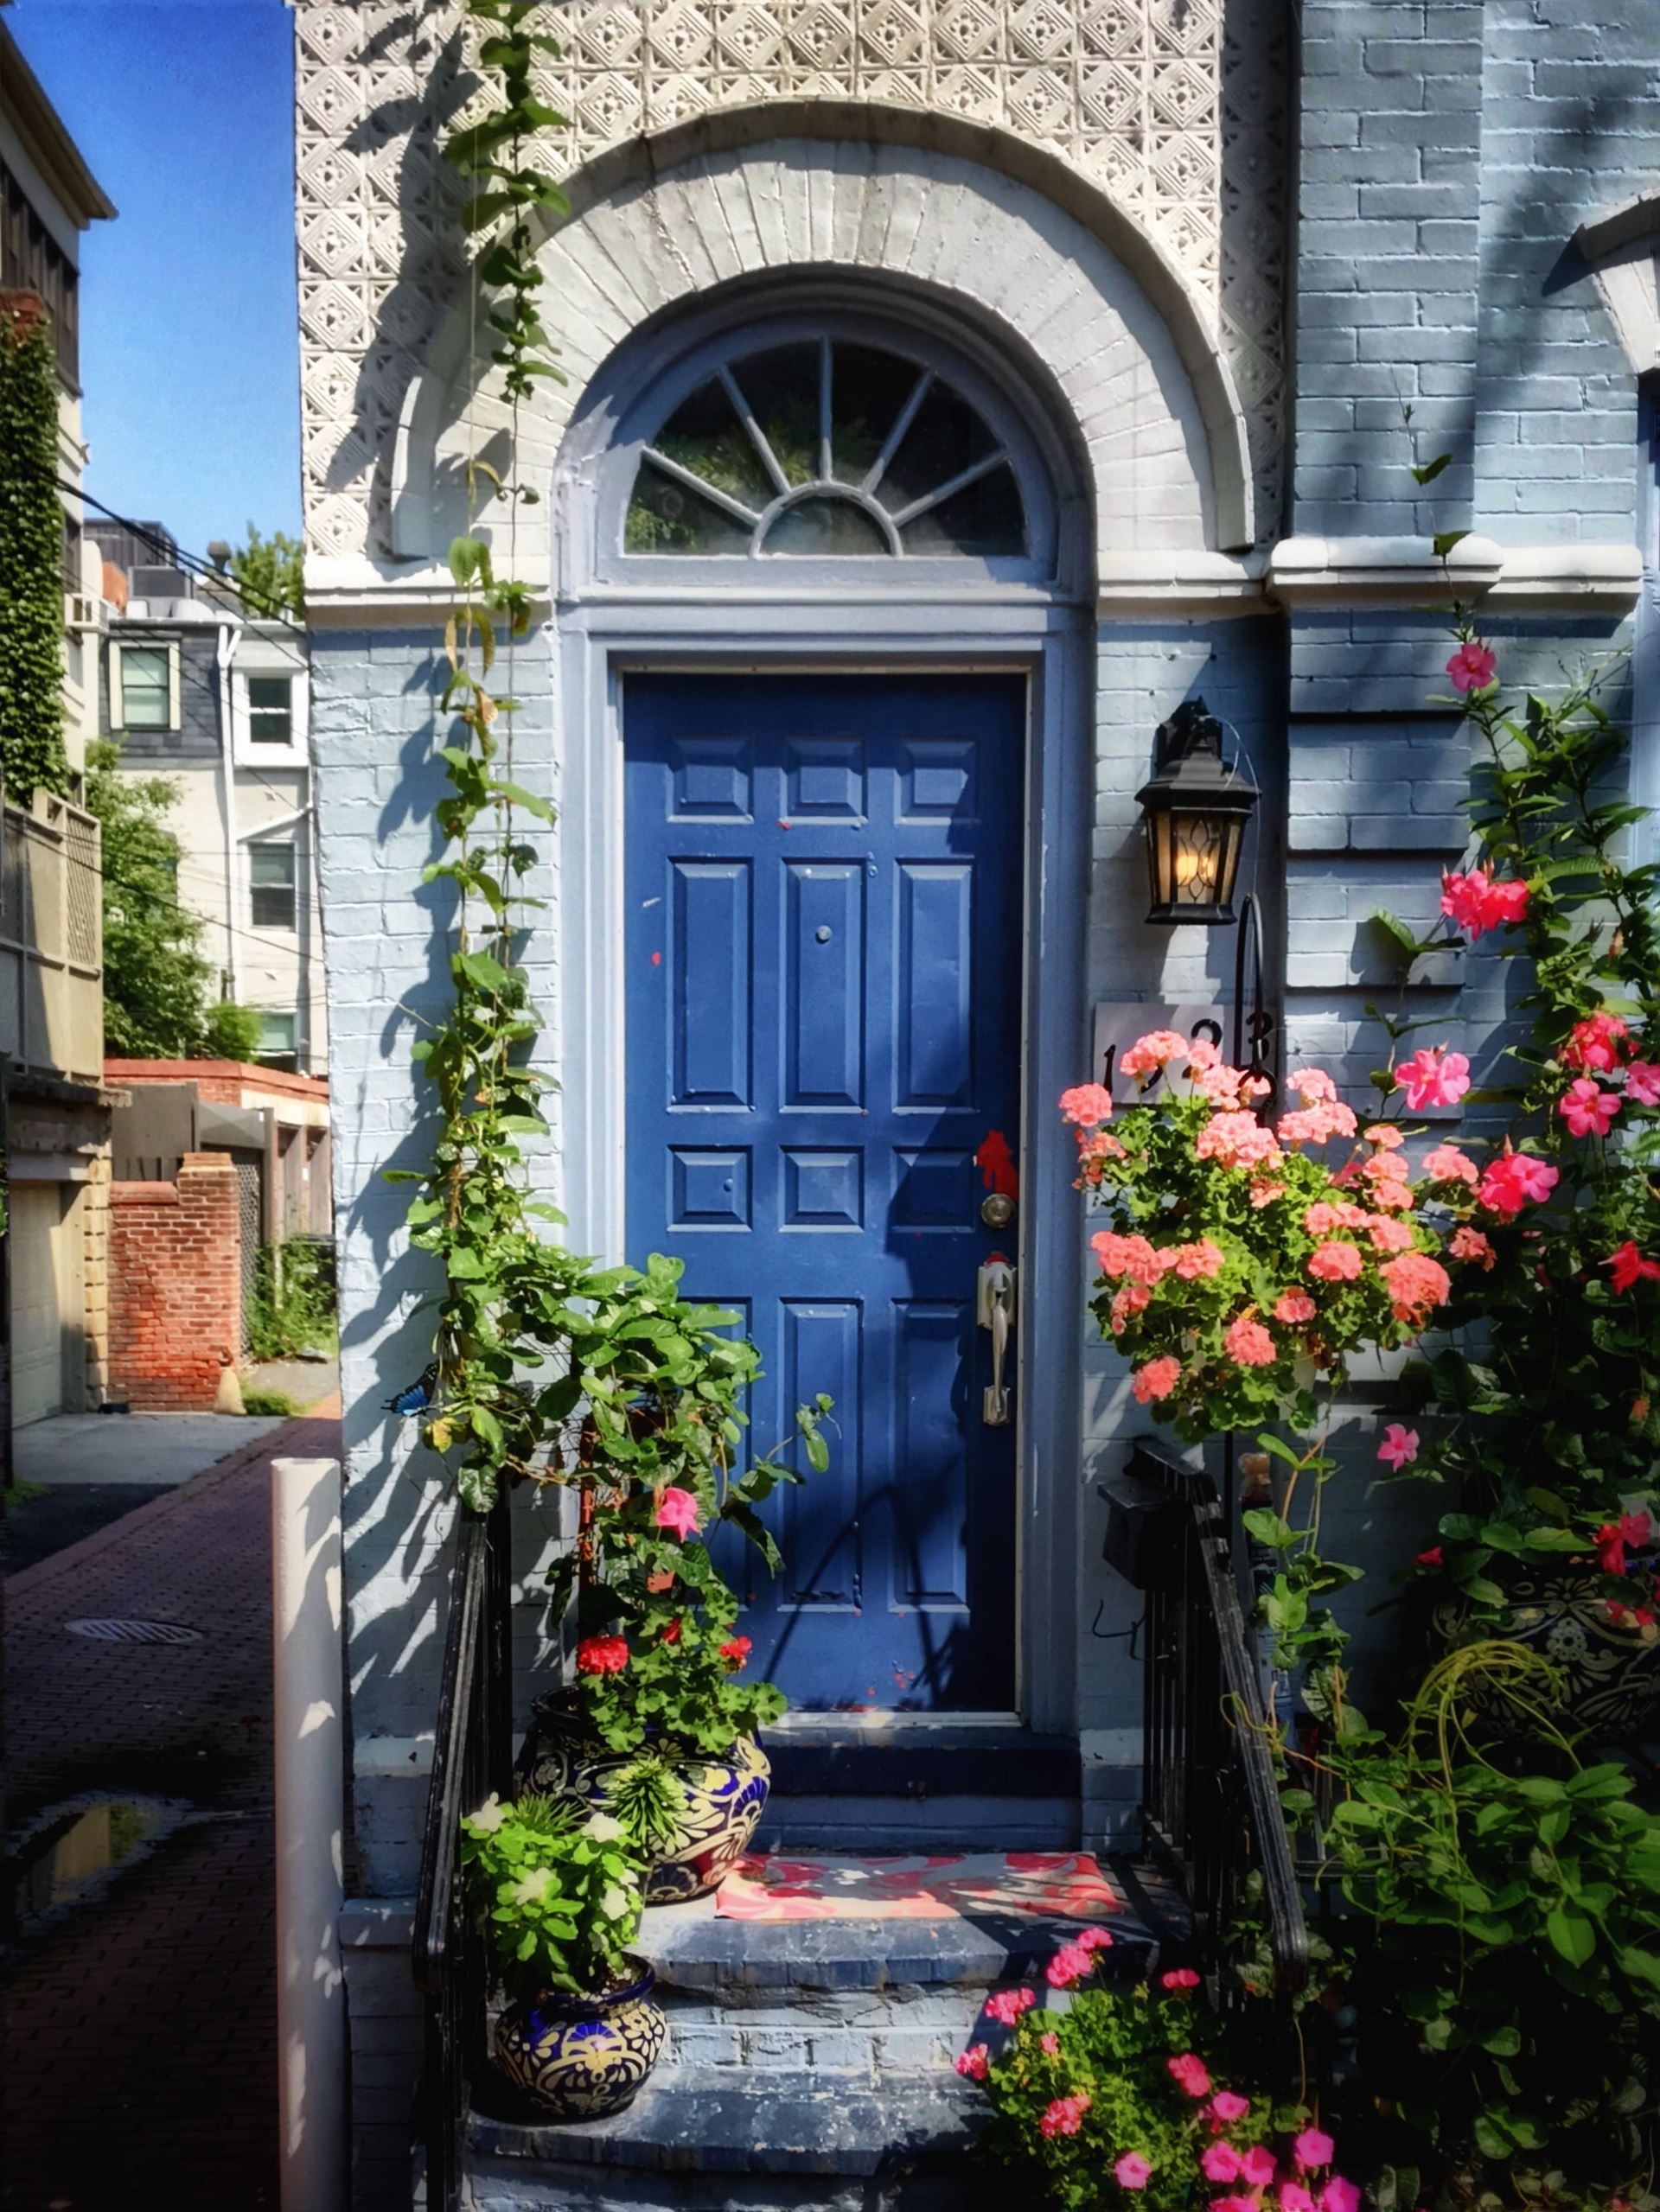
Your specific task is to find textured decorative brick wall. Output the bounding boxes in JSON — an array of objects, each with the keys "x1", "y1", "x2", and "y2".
[{"x1": 108, "y1": 1151, "x2": 242, "y2": 1411}]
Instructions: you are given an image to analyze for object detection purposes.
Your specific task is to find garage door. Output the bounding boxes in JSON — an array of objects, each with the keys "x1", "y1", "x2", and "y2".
[{"x1": 11, "y1": 1183, "x2": 66, "y2": 1426}]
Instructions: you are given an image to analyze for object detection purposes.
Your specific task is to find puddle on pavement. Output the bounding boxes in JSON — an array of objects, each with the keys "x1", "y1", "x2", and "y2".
[{"x1": 9, "y1": 1796, "x2": 181, "y2": 1935}]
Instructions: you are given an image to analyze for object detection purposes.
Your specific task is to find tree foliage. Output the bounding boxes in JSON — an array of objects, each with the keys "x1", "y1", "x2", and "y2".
[
  {"x1": 0, "y1": 300, "x2": 70, "y2": 799},
  {"x1": 85, "y1": 739, "x2": 257, "y2": 1059},
  {"x1": 228, "y1": 522, "x2": 305, "y2": 621}
]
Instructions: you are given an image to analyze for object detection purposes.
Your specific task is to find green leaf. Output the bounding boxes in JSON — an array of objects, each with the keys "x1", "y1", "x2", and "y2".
[
  {"x1": 1432, "y1": 529, "x2": 1470, "y2": 559},
  {"x1": 1545, "y1": 1905, "x2": 1596, "y2": 1967},
  {"x1": 490, "y1": 780, "x2": 556, "y2": 823},
  {"x1": 1411, "y1": 450, "x2": 1453, "y2": 487}
]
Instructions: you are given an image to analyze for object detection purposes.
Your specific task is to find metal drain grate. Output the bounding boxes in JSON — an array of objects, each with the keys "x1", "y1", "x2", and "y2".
[{"x1": 65, "y1": 1618, "x2": 205, "y2": 1646}]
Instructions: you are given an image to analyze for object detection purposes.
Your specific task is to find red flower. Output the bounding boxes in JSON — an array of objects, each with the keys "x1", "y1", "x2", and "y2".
[
  {"x1": 1606, "y1": 1240, "x2": 1660, "y2": 1295},
  {"x1": 718, "y1": 1635, "x2": 753, "y2": 1671},
  {"x1": 1441, "y1": 866, "x2": 1529, "y2": 940},
  {"x1": 661, "y1": 1617, "x2": 682, "y2": 1644},
  {"x1": 576, "y1": 1634, "x2": 629, "y2": 1676},
  {"x1": 1414, "y1": 1546, "x2": 1443, "y2": 1570}
]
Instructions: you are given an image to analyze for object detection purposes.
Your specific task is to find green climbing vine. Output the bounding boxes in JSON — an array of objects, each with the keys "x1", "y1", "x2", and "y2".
[
  {"x1": 0, "y1": 297, "x2": 71, "y2": 800},
  {"x1": 395, "y1": 3, "x2": 828, "y2": 1573}
]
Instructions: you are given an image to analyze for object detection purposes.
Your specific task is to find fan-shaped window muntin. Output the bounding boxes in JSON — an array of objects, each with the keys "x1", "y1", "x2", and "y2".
[{"x1": 624, "y1": 335, "x2": 1028, "y2": 562}]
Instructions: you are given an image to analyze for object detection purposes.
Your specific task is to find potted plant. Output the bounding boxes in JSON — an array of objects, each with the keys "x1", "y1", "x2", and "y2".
[
  {"x1": 519, "y1": 1253, "x2": 832, "y2": 1901},
  {"x1": 461, "y1": 1791, "x2": 666, "y2": 2120},
  {"x1": 1062, "y1": 1036, "x2": 1461, "y2": 1712}
]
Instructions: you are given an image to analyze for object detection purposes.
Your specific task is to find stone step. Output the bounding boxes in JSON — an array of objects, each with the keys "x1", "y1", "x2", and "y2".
[
  {"x1": 463, "y1": 2067, "x2": 1000, "y2": 2212},
  {"x1": 758, "y1": 1723, "x2": 1082, "y2": 1852}
]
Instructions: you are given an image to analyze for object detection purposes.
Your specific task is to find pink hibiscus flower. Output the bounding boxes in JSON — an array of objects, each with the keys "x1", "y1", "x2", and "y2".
[
  {"x1": 1625, "y1": 1061, "x2": 1660, "y2": 1106},
  {"x1": 1376, "y1": 1423, "x2": 1419, "y2": 1470},
  {"x1": 1478, "y1": 1150, "x2": 1559, "y2": 1218},
  {"x1": 1446, "y1": 640, "x2": 1497, "y2": 692},
  {"x1": 1560, "y1": 1078, "x2": 1619, "y2": 1139},
  {"x1": 654, "y1": 1486, "x2": 702, "y2": 1539},
  {"x1": 1394, "y1": 1045, "x2": 1472, "y2": 1112},
  {"x1": 1293, "y1": 2127, "x2": 1336, "y2": 2173}
]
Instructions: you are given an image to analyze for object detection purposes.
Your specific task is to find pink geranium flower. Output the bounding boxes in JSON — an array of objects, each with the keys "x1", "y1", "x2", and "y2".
[
  {"x1": 1394, "y1": 1045, "x2": 1472, "y2": 1112},
  {"x1": 1077, "y1": 1925, "x2": 1116, "y2": 1952},
  {"x1": 1039, "y1": 2094, "x2": 1092, "y2": 2139},
  {"x1": 1132, "y1": 1356, "x2": 1184, "y2": 1405},
  {"x1": 954, "y1": 2043, "x2": 989, "y2": 2081},
  {"x1": 1039, "y1": 2030, "x2": 1060, "y2": 2056},
  {"x1": 1379, "y1": 1250, "x2": 1452, "y2": 1325},
  {"x1": 1196, "y1": 1113, "x2": 1284, "y2": 1171},
  {"x1": 1120, "y1": 1030, "x2": 1191, "y2": 1079},
  {"x1": 1060, "y1": 1082, "x2": 1114, "y2": 1127},
  {"x1": 1172, "y1": 1239, "x2": 1227, "y2": 1280},
  {"x1": 654, "y1": 1486, "x2": 702, "y2": 1539},
  {"x1": 1366, "y1": 1217, "x2": 1417, "y2": 1254},
  {"x1": 1287, "y1": 1068, "x2": 1338, "y2": 1104},
  {"x1": 1307, "y1": 1241, "x2": 1363, "y2": 1284},
  {"x1": 1274, "y1": 1291, "x2": 1317, "y2": 1324},
  {"x1": 1115, "y1": 2153, "x2": 1153, "y2": 2190},
  {"x1": 1160, "y1": 1966, "x2": 1200, "y2": 1989},
  {"x1": 1560, "y1": 1078, "x2": 1620, "y2": 1138},
  {"x1": 1167, "y1": 2053, "x2": 1212, "y2": 2099},
  {"x1": 1423, "y1": 1144, "x2": 1479, "y2": 1188},
  {"x1": 1448, "y1": 1225, "x2": 1495, "y2": 1269},
  {"x1": 1046, "y1": 1941, "x2": 1094, "y2": 1988},
  {"x1": 1446, "y1": 641, "x2": 1497, "y2": 692},
  {"x1": 1224, "y1": 1314, "x2": 1277, "y2": 1367},
  {"x1": 983, "y1": 1987, "x2": 1035, "y2": 2026},
  {"x1": 1376, "y1": 1423, "x2": 1419, "y2": 1469}
]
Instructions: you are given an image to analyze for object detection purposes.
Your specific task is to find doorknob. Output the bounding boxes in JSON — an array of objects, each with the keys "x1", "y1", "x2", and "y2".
[{"x1": 976, "y1": 1255, "x2": 1016, "y2": 1427}]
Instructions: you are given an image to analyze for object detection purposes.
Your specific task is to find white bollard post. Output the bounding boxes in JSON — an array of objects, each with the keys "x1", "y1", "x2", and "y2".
[{"x1": 272, "y1": 1455, "x2": 347, "y2": 2212}]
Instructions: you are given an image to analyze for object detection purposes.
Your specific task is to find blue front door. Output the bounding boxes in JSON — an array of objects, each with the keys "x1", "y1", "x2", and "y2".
[{"x1": 624, "y1": 672, "x2": 1024, "y2": 1710}]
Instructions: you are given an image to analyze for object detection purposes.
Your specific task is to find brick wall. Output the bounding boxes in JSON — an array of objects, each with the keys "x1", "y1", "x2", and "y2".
[{"x1": 108, "y1": 1151, "x2": 242, "y2": 1411}]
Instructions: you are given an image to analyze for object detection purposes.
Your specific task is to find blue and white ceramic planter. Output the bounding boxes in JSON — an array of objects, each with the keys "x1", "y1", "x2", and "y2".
[
  {"x1": 520, "y1": 1699, "x2": 771, "y2": 1903},
  {"x1": 493, "y1": 1960, "x2": 667, "y2": 2120}
]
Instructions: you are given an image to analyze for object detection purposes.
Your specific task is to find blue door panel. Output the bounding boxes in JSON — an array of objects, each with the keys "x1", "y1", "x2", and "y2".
[{"x1": 625, "y1": 673, "x2": 1023, "y2": 1711}]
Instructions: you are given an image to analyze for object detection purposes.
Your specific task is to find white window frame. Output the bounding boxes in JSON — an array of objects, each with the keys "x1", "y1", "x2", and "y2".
[
  {"x1": 109, "y1": 639, "x2": 181, "y2": 733},
  {"x1": 254, "y1": 1010, "x2": 298, "y2": 1066},
  {"x1": 233, "y1": 663, "x2": 310, "y2": 767}
]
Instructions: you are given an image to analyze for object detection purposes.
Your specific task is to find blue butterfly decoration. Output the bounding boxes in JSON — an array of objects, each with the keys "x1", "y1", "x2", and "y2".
[{"x1": 384, "y1": 1359, "x2": 440, "y2": 1418}]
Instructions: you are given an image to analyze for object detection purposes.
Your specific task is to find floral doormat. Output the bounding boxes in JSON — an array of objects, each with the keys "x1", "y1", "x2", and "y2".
[{"x1": 714, "y1": 1851, "x2": 1124, "y2": 1922}]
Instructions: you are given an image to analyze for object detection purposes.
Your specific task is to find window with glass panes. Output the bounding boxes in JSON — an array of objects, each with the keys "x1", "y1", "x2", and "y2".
[
  {"x1": 247, "y1": 676, "x2": 293, "y2": 744},
  {"x1": 250, "y1": 843, "x2": 297, "y2": 929},
  {"x1": 118, "y1": 646, "x2": 171, "y2": 729},
  {"x1": 256, "y1": 1012, "x2": 297, "y2": 1068}
]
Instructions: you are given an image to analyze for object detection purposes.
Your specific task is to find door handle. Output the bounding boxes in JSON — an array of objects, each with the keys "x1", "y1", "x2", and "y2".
[{"x1": 976, "y1": 1254, "x2": 1016, "y2": 1427}]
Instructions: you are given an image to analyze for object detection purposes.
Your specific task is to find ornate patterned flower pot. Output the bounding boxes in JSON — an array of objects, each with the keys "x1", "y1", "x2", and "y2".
[
  {"x1": 493, "y1": 1959, "x2": 667, "y2": 2119},
  {"x1": 520, "y1": 1697, "x2": 771, "y2": 1903},
  {"x1": 1434, "y1": 1562, "x2": 1660, "y2": 1737}
]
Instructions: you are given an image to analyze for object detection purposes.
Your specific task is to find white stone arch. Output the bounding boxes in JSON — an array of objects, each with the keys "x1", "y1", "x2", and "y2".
[{"x1": 390, "y1": 105, "x2": 1257, "y2": 568}]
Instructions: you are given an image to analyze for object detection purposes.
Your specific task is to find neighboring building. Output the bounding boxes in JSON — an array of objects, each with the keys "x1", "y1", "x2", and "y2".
[
  {"x1": 2, "y1": 19, "x2": 118, "y2": 1425},
  {"x1": 88, "y1": 523, "x2": 326, "y2": 1075},
  {"x1": 288, "y1": 5, "x2": 1660, "y2": 2203}
]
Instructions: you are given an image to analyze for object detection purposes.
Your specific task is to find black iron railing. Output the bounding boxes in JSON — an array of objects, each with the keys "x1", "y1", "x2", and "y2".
[
  {"x1": 412, "y1": 1486, "x2": 514, "y2": 2212},
  {"x1": 1132, "y1": 1445, "x2": 1309, "y2": 2007}
]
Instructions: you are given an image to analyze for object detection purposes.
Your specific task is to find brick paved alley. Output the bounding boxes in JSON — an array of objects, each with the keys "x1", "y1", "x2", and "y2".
[{"x1": 3, "y1": 1408, "x2": 341, "y2": 2212}]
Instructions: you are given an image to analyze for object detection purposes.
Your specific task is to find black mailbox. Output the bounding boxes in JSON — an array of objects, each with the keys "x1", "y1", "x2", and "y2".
[{"x1": 1098, "y1": 1467, "x2": 1187, "y2": 1593}]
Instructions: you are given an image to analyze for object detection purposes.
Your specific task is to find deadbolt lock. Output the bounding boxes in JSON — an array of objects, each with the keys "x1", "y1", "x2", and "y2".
[{"x1": 980, "y1": 1192, "x2": 1015, "y2": 1229}]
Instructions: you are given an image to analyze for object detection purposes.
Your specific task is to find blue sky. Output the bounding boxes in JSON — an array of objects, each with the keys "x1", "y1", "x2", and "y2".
[{"x1": 10, "y1": 0, "x2": 302, "y2": 563}]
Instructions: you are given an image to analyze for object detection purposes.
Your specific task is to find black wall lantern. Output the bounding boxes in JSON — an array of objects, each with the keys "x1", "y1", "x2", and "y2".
[{"x1": 1134, "y1": 696, "x2": 1259, "y2": 925}]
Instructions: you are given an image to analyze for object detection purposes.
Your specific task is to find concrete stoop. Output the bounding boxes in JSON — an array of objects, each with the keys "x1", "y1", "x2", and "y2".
[{"x1": 455, "y1": 1870, "x2": 1162, "y2": 2210}]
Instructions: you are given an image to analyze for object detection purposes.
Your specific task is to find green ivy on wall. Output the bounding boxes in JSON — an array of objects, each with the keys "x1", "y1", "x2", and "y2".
[{"x1": 0, "y1": 297, "x2": 71, "y2": 800}]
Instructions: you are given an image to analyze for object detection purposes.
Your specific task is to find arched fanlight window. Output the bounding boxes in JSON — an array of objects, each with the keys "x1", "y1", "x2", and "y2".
[{"x1": 625, "y1": 335, "x2": 1028, "y2": 560}]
